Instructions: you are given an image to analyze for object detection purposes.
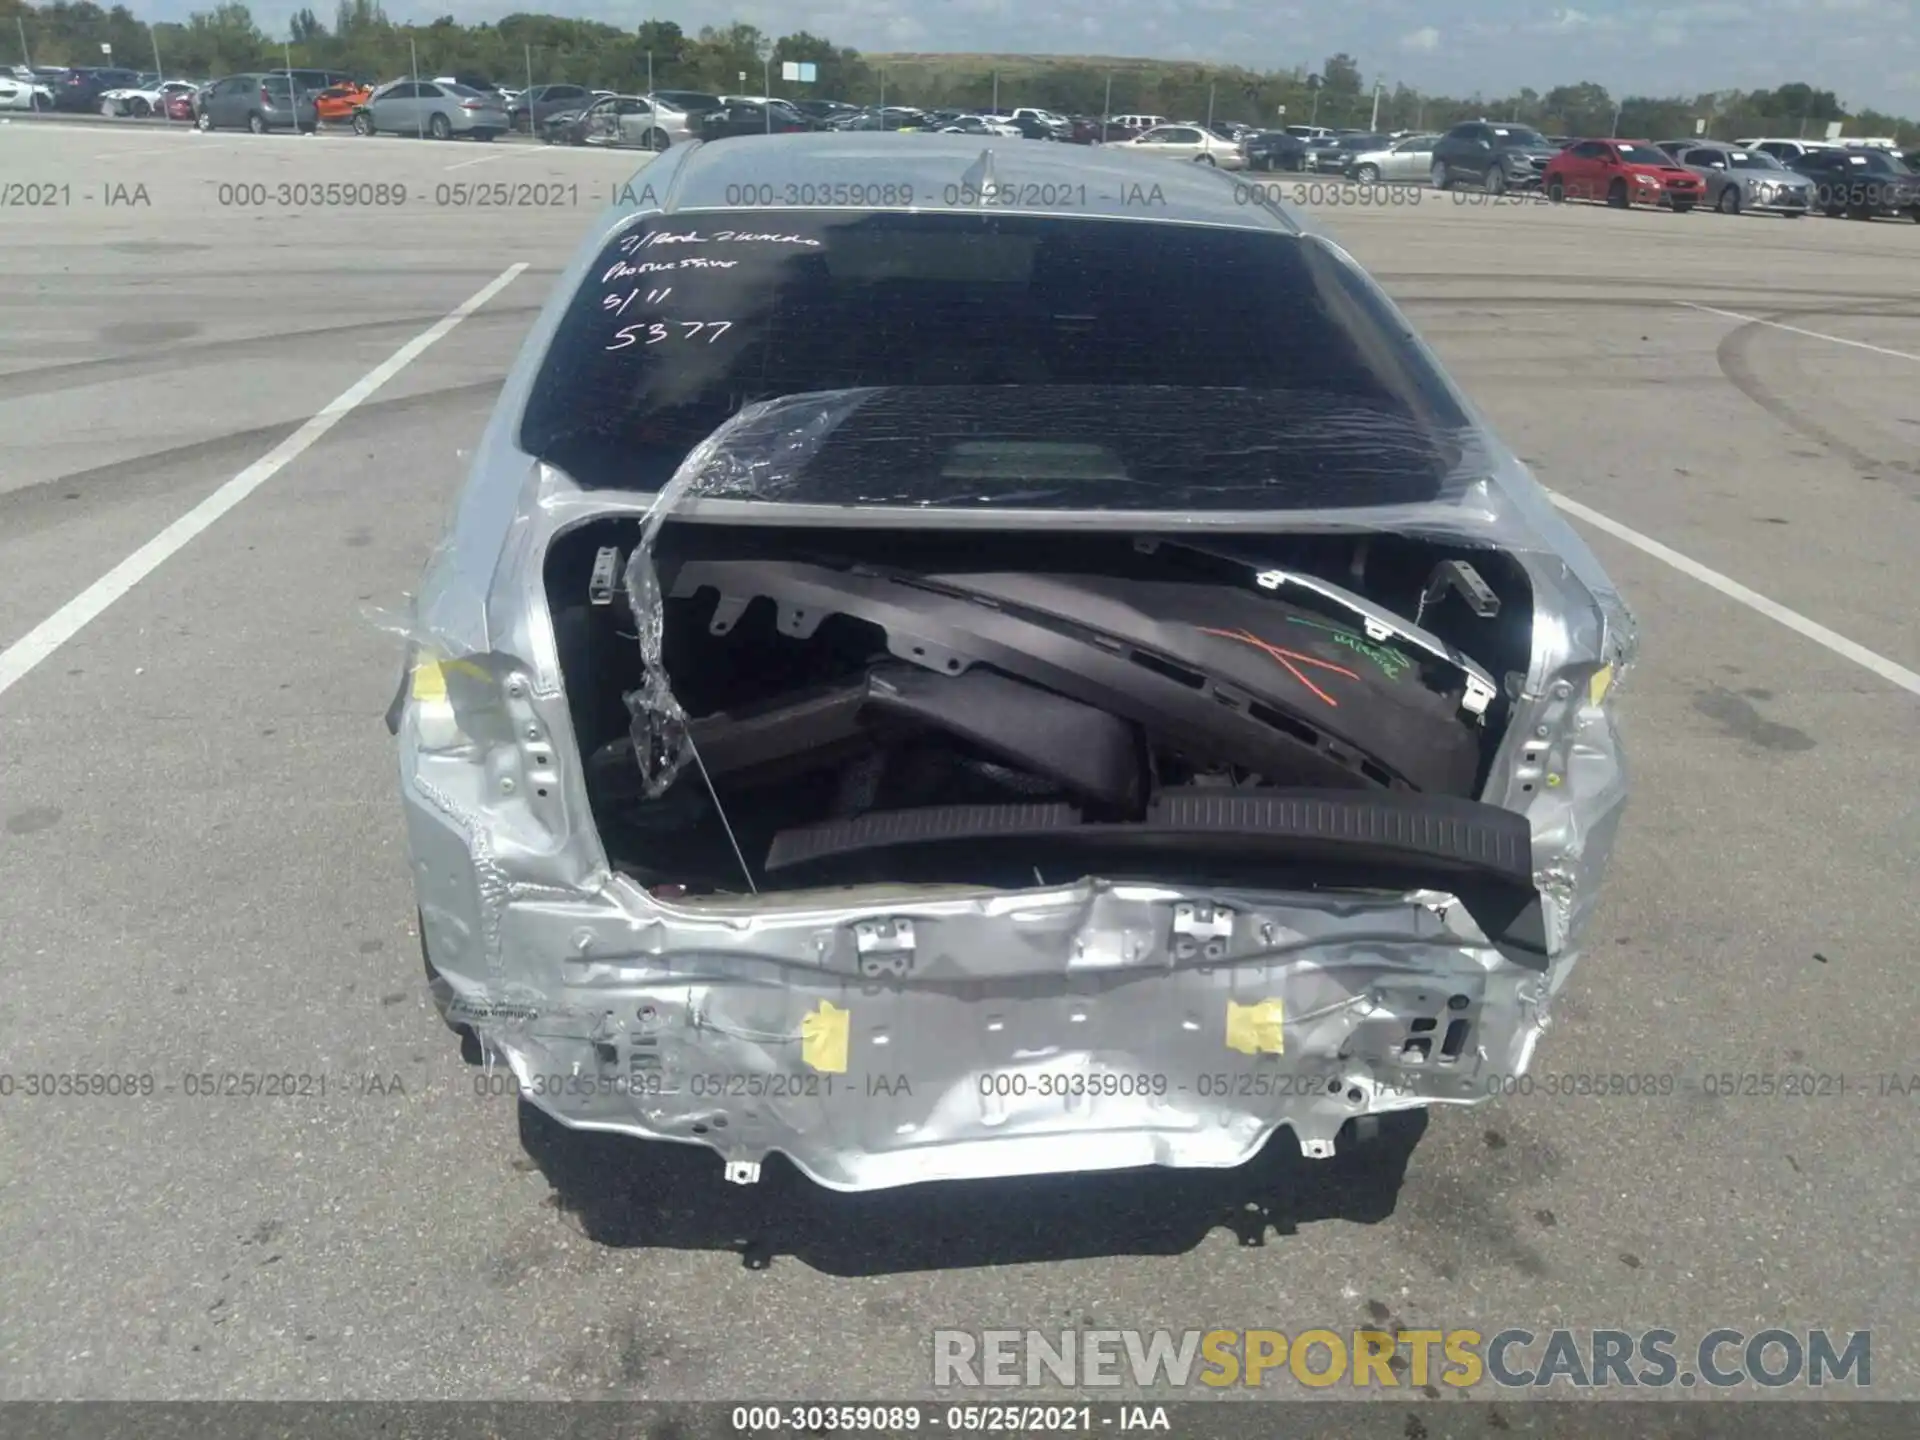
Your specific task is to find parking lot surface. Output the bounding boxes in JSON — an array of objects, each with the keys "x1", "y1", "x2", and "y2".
[{"x1": 1, "y1": 123, "x2": 1916, "y2": 1401}]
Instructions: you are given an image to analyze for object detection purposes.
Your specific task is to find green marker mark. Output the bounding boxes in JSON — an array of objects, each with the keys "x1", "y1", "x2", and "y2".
[{"x1": 1287, "y1": 616, "x2": 1414, "y2": 681}]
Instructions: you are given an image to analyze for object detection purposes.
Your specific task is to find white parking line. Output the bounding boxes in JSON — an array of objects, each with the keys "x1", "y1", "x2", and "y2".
[
  {"x1": 1548, "y1": 490, "x2": 1920, "y2": 698},
  {"x1": 445, "y1": 148, "x2": 519, "y2": 170},
  {"x1": 0, "y1": 262, "x2": 528, "y2": 702},
  {"x1": 1679, "y1": 301, "x2": 1920, "y2": 364}
]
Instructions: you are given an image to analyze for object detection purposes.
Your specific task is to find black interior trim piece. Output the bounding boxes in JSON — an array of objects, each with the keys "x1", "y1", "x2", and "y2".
[
  {"x1": 766, "y1": 787, "x2": 1532, "y2": 882},
  {"x1": 766, "y1": 802, "x2": 1083, "y2": 871},
  {"x1": 1144, "y1": 788, "x2": 1533, "y2": 880},
  {"x1": 685, "y1": 663, "x2": 1143, "y2": 809},
  {"x1": 762, "y1": 788, "x2": 1545, "y2": 959},
  {"x1": 668, "y1": 558, "x2": 1448, "y2": 792},
  {"x1": 383, "y1": 645, "x2": 414, "y2": 737}
]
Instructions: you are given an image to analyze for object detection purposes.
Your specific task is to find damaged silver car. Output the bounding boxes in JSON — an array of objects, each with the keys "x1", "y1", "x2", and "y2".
[{"x1": 388, "y1": 133, "x2": 1636, "y2": 1192}]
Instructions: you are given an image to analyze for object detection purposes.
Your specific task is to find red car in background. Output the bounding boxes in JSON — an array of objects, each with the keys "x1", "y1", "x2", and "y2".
[
  {"x1": 165, "y1": 87, "x2": 197, "y2": 121},
  {"x1": 1544, "y1": 139, "x2": 1706, "y2": 210}
]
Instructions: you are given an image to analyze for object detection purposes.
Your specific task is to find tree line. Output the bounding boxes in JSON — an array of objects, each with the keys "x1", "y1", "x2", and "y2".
[{"x1": 3, "y1": 0, "x2": 1911, "y2": 145}]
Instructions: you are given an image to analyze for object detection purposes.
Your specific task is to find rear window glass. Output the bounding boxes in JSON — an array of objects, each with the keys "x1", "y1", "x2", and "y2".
[{"x1": 519, "y1": 211, "x2": 1471, "y2": 510}]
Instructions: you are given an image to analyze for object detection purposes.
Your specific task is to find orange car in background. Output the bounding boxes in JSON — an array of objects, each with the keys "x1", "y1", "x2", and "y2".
[{"x1": 314, "y1": 83, "x2": 372, "y2": 122}]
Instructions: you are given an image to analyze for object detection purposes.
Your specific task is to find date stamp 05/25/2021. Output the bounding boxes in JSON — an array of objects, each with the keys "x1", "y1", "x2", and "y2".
[{"x1": 2, "y1": 174, "x2": 1561, "y2": 216}]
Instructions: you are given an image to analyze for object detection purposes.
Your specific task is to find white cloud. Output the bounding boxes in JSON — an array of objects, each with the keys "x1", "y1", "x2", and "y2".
[
  {"x1": 1398, "y1": 25, "x2": 1440, "y2": 50},
  {"x1": 1554, "y1": 7, "x2": 1595, "y2": 25}
]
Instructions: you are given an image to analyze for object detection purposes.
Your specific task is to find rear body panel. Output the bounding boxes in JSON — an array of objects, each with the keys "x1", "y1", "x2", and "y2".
[{"x1": 392, "y1": 135, "x2": 1635, "y2": 1190}]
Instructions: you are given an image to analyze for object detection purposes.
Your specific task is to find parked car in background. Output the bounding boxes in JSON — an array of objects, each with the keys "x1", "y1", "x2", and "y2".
[
  {"x1": 97, "y1": 78, "x2": 198, "y2": 117},
  {"x1": 648, "y1": 88, "x2": 724, "y2": 118},
  {"x1": 1543, "y1": 139, "x2": 1705, "y2": 210},
  {"x1": 1282, "y1": 123, "x2": 1334, "y2": 140},
  {"x1": 1005, "y1": 106, "x2": 1072, "y2": 140},
  {"x1": 1788, "y1": 146, "x2": 1920, "y2": 219},
  {"x1": 1673, "y1": 143, "x2": 1811, "y2": 217},
  {"x1": 193, "y1": 72, "x2": 318, "y2": 133},
  {"x1": 0, "y1": 73, "x2": 53, "y2": 111},
  {"x1": 507, "y1": 82, "x2": 594, "y2": 131},
  {"x1": 392, "y1": 130, "x2": 1635, "y2": 1196},
  {"x1": 1062, "y1": 115, "x2": 1105, "y2": 144},
  {"x1": 276, "y1": 68, "x2": 356, "y2": 95},
  {"x1": 352, "y1": 79, "x2": 507, "y2": 140},
  {"x1": 431, "y1": 72, "x2": 504, "y2": 98},
  {"x1": 1346, "y1": 133, "x2": 1439, "y2": 183},
  {"x1": 697, "y1": 99, "x2": 818, "y2": 140},
  {"x1": 313, "y1": 82, "x2": 373, "y2": 123},
  {"x1": 720, "y1": 95, "x2": 811, "y2": 124},
  {"x1": 1241, "y1": 129, "x2": 1310, "y2": 172},
  {"x1": 937, "y1": 113, "x2": 1023, "y2": 138},
  {"x1": 1109, "y1": 123, "x2": 1247, "y2": 168},
  {"x1": 1303, "y1": 132, "x2": 1388, "y2": 173},
  {"x1": 48, "y1": 67, "x2": 141, "y2": 112},
  {"x1": 1736, "y1": 137, "x2": 1836, "y2": 165},
  {"x1": 789, "y1": 98, "x2": 859, "y2": 124},
  {"x1": 826, "y1": 106, "x2": 929, "y2": 132},
  {"x1": 984, "y1": 109, "x2": 1066, "y2": 140},
  {"x1": 1430, "y1": 121, "x2": 1560, "y2": 192},
  {"x1": 1109, "y1": 113, "x2": 1168, "y2": 132},
  {"x1": 541, "y1": 94, "x2": 694, "y2": 150}
]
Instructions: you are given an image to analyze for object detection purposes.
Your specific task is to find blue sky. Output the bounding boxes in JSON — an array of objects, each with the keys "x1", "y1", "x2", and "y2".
[{"x1": 149, "y1": 0, "x2": 1920, "y2": 114}]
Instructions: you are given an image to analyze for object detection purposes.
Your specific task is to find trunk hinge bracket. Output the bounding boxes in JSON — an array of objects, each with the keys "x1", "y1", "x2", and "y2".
[
  {"x1": 588, "y1": 546, "x2": 623, "y2": 606},
  {"x1": 1462, "y1": 674, "x2": 1497, "y2": 718},
  {"x1": 1171, "y1": 903, "x2": 1234, "y2": 961},
  {"x1": 853, "y1": 918, "x2": 916, "y2": 977}
]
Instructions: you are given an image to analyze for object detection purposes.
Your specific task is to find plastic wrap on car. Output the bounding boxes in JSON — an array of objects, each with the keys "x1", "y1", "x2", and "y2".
[{"x1": 611, "y1": 385, "x2": 1638, "y2": 802}]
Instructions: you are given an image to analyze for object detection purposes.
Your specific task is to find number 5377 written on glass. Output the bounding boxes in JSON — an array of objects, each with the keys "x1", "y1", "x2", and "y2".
[{"x1": 605, "y1": 320, "x2": 734, "y2": 350}]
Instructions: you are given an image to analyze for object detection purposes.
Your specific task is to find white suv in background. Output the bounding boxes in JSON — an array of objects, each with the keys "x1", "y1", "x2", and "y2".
[{"x1": 1735, "y1": 137, "x2": 1837, "y2": 164}]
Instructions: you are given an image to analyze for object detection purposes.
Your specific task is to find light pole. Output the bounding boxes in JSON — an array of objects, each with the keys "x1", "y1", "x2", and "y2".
[
  {"x1": 1369, "y1": 80, "x2": 1382, "y2": 131},
  {"x1": 756, "y1": 37, "x2": 773, "y2": 131}
]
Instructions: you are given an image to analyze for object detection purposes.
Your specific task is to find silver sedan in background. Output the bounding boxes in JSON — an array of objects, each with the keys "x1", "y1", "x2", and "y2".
[
  {"x1": 353, "y1": 79, "x2": 508, "y2": 140},
  {"x1": 540, "y1": 94, "x2": 696, "y2": 150},
  {"x1": 1675, "y1": 143, "x2": 1812, "y2": 217},
  {"x1": 1346, "y1": 133, "x2": 1440, "y2": 183}
]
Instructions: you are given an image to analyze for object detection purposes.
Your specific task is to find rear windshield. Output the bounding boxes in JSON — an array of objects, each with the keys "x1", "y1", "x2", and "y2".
[{"x1": 519, "y1": 211, "x2": 1471, "y2": 510}]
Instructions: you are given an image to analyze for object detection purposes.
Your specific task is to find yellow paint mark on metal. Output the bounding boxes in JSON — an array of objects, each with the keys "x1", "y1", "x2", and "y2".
[
  {"x1": 410, "y1": 659, "x2": 448, "y2": 701},
  {"x1": 801, "y1": 1000, "x2": 850, "y2": 1073},
  {"x1": 1589, "y1": 664, "x2": 1614, "y2": 707},
  {"x1": 411, "y1": 656, "x2": 489, "y2": 701},
  {"x1": 1546, "y1": 772, "x2": 1563, "y2": 787},
  {"x1": 1225, "y1": 998, "x2": 1286, "y2": 1056}
]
